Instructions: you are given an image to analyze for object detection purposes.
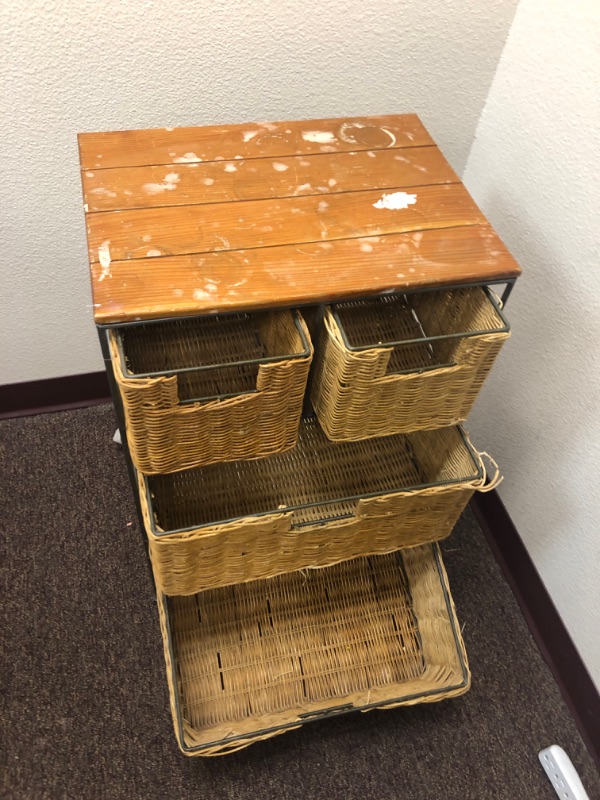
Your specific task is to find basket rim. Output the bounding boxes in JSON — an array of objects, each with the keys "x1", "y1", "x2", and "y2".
[
  {"x1": 142, "y1": 421, "x2": 484, "y2": 538},
  {"x1": 161, "y1": 544, "x2": 469, "y2": 754},
  {"x1": 330, "y1": 285, "x2": 510, "y2": 354},
  {"x1": 114, "y1": 308, "x2": 312, "y2": 381}
]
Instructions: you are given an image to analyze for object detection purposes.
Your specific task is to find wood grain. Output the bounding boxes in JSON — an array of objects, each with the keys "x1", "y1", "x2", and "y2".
[
  {"x1": 91, "y1": 225, "x2": 520, "y2": 323},
  {"x1": 79, "y1": 114, "x2": 521, "y2": 321},
  {"x1": 87, "y1": 184, "x2": 484, "y2": 264},
  {"x1": 82, "y1": 146, "x2": 458, "y2": 212},
  {"x1": 78, "y1": 114, "x2": 433, "y2": 170}
]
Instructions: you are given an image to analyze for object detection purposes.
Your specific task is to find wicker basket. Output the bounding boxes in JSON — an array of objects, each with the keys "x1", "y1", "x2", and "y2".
[
  {"x1": 158, "y1": 544, "x2": 470, "y2": 756},
  {"x1": 109, "y1": 309, "x2": 313, "y2": 473},
  {"x1": 140, "y1": 418, "x2": 500, "y2": 596},
  {"x1": 311, "y1": 286, "x2": 510, "y2": 441}
]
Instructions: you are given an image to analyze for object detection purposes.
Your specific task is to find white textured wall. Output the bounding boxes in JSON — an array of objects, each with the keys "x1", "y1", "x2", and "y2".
[
  {"x1": 464, "y1": 0, "x2": 600, "y2": 687},
  {"x1": 0, "y1": 0, "x2": 518, "y2": 383}
]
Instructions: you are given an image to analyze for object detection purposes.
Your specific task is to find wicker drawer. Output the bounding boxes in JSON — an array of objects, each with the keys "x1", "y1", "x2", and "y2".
[
  {"x1": 158, "y1": 544, "x2": 469, "y2": 756},
  {"x1": 140, "y1": 417, "x2": 498, "y2": 595},
  {"x1": 311, "y1": 286, "x2": 510, "y2": 440},
  {"x1": 109, "y1": 309, "x2": 312, "y2": 474}
]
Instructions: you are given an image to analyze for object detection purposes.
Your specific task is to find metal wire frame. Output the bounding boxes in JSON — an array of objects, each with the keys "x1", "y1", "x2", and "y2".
[
  {"x1": 97, "y1": 276, "x2": 516, "y2": 583},
  {"x1": 160, "y1": 544, "x2": 469, "y2": 755},
  {"x1": 142, "y1": 418, "x2": 483, "y2": 538},
  {"x1": 95, "y1": 279, "x2": 516, "y2": 333},
  {"x1": 97, "y1": 326, "x2": 154, "y2": 584},
  {"x1": 331, "y1": 286, "x2": 511, "y2": 354},
  {"x1": 114, "y1": 310, "x2": 312, "y2": 381}
]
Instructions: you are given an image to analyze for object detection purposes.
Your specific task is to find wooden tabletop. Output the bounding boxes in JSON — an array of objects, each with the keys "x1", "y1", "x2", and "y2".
[{"x1": 78, "y1": 114, "x2": 520, "y2": 324}]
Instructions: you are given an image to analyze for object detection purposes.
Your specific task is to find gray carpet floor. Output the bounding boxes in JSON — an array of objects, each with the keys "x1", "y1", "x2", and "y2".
[{"x1": 0, "y1": 404, "x2": 598, "y2": 799}]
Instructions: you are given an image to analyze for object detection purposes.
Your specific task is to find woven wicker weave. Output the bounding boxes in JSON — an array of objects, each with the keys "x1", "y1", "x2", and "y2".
[
  {"x1": 158, "y1": 544, "x2": 470, "y2": 756},
  {"x1": 311, "y1": 287, "x2": 509, "y2": 441},
  {"x1": 109, "y1": 310, "x2": 313, "y2": 474},
  {"x1": 140, "y1": 419, "x2": 499, "y2": 596}
]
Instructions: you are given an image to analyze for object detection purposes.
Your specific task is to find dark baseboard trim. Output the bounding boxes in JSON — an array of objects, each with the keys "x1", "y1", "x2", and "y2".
[
  {"x1": 471, "y1": 491, "x2": 600, "y2": 770},
  {"x1": 0, "y1": 371, "x2": 111, "y2": 420}
]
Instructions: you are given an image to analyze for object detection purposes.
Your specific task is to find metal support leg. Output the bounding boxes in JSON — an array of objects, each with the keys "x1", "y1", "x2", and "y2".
[
  {"x1": 97, "y1": 326, "x2": 155, "y2": 588},
  {"x1": 500, "y1": 279, "x2": 516, "y2": 307},
  {"x1": 302, "y1": 303, "x2": 325, "y2": 417}
]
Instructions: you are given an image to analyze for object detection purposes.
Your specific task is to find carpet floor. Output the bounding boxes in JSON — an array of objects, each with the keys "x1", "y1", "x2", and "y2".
[{"x1": 0, "y1": 405, "x2": 598, "y2": 799}]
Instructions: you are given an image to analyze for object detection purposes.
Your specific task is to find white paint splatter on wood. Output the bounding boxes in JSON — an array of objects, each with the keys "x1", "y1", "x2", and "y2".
[
  {"x1": 272, "y1": 162, "x2": 289, "y2": 172},
  {"x1": 224, "y1": 163, "x2": 237, "y2": 172},
  {"x1": 294, "y1": 183, "x2": 312, "y2": 195},
  {"x1": 338, "y1": 121, "x2": 366, "y2": 143},
  {"x1": 91, "y1": 187, "x2": 117, "y2": 198},
  {"x1": 302, "y1": 131, "x2": 336, "y2": 144},
  {"x1": 380, "y1": 127, "x2": 397, "y2": 147},
  {"x1": 147, "y1": 249, "x2": 162, "y2": 257},
  {"x1": 173, "y1": 152, "x2": 201, "y2": 163},
  {"x1": 242, "y1": 131, "x2": 258, "y2": 142},
  {"x1": 98, "y1": 241, "x2": 111, "y2": 281},
  {"x1": 142, "y1": 173, "x2": 180, "y2": 195},
  {"x1": 373, "y1": 191, "x2": 417, "y2": 210}
]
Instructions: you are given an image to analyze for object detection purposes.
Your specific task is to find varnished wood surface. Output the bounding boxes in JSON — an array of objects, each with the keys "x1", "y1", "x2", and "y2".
[
  {"x1": 86, "y1": 184, "x2": 485, "y2": 265},
  {"x1": 82, "y1": 146, "x2": 458, "y2": 212},
  {"x1": 78, "y1": 114, "x2": 520, "y2": 322},
  {"x1": 78, "y1": 114, "x2": 433, "y2": 170},
  {"x1": 91, "y1": 225, "x2": 519, "y2": 323}
]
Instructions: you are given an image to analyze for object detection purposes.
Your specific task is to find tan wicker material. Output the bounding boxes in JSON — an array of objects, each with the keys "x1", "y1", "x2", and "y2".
[
  {"x1": 140, "y1": 419, "x2": 500, "y2": 595},
  {"x1": 157, "y1": 544, "x2": 470, "y2": 756},
  {"x1": 311, "y1": 287, "x2": 509, "y2": 441},
  {"x1": 109, "y1": 309, "x2": 313, "y2": 474}
]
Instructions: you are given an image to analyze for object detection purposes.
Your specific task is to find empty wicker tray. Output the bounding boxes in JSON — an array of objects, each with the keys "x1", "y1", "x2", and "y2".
[
  {"x1": 140, "y1": 418, "x2": 499, "y2": 595},
  {"x1": 109, "y1": 309, "x2": 313, "y2": 474},
  {"x1": 311, "y1": 286, "x2": 510, "y2": 440},
  {"x1": 158, "y1": 544, "x2": 470, "y2": 756}
]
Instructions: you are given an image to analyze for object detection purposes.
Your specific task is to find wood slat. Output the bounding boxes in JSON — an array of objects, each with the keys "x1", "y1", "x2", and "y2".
[
  {"x1": 87, "y1": 184, "x2": 484, "y2": 265},
  {"x1": 78, "y1": 114, "x2": 433, "y2": 170},
  {"x1": 82, "y1": 146, "x2": 458, "y2": 212},
  {"x1": 91, "y1": 225, "x2": 520, "y2": 323}
]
